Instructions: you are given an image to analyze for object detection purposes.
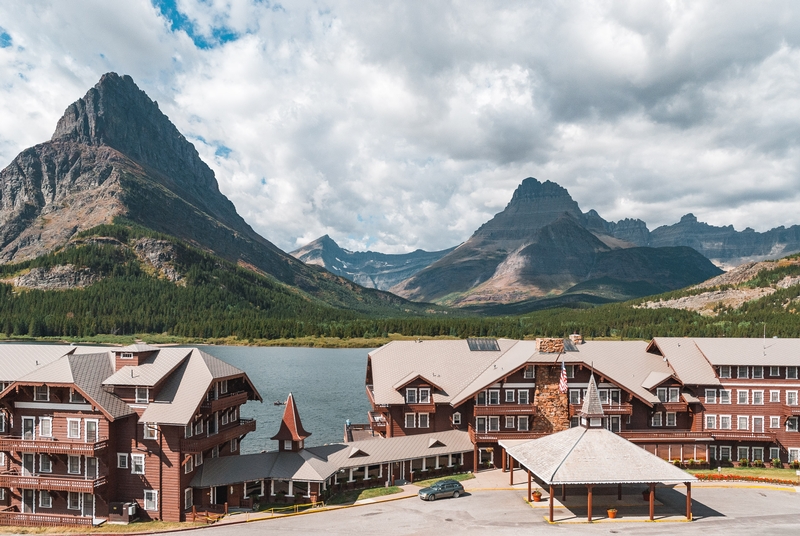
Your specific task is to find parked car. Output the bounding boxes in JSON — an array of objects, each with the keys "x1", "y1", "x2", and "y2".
[{"x1": 418, "y1": 479, "x2": 465, "y2": 501}]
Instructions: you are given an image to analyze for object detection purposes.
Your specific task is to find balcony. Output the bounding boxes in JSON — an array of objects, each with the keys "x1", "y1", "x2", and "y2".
[
  {"x1": 180, "y1": 418, "x2": 256, "y2": 453},
  {"x1": 201, "y1": 391, "x2": 249, "y2": 413},
  {"x1": 0, "y1": 436, "x2": 108, "y2": 456},
  {"x1": 0, "y1": 509, "x2": 94, "y2": 527},
  {"x1": 368, "y1": 411, "x2": 387, "y2": 430},
  {"x1": 469, "y1": 427, "x2": 545, "y2": 443},
  {"x1": 657, "y1": 401, "x2": 689, "y2": 412},
  {"x1": 569, "y1": 403, "x2": 633, "y2": 417},
  {"x1": 403, "y1": 402, "x2": 436, "y2": 413},
  {"x1": 783, "y1": 404, "x2": 800, "y2": 415},
  {"x1": 621, "y1": 430, "x2": 776, "y2": 442},
  {"x1": 474, "y1": 404, "x2": 537, "y2": 416},
  {"x1": 0, "y1": 471, "x2": 107, "y2": 492}
]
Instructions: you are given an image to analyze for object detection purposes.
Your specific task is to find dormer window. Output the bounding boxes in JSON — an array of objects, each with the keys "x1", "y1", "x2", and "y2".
[
  {"x1": 719, "y1": 366, "x2": 731, "y2": 379},
  {"x1": 405, "y1": 388, "x2": 417, "y2": 404},
  {"x1": 135, "y1": 387, "x2": 149, "y2": 404},
  {"x1": 34, "y1": 385, "x2": 49, "y2": 402},
  {"x1": 669, "y1": 388, "x2": 680, "y2": 403},
  {"x1": 788, "y1": 367, "x2": 798, "y2": 380},
  {"x1": 418, "y1": 388, "x2": 430, "y2": 404},
  {"x1": 121, "y1": 352, "x2": 134, "y2": 359},
  {"x1": 565, "y1": 365, "x2": 575, "y2": 378},
  {"x1": 523, "y1": 365, "x2": 535, "y2": 379},
  {"x1": 656, "y1": 388, "x2": 667, "y2": 403},
  {"x1": 70, "y1": 391, "x2": 86, "y2": 403},
  {"x1": 737, "y1": 366, "x2": 748, "y2": 379},
  {"x1": 143, "y1": 423, "x2": 158, "y2": 440}
]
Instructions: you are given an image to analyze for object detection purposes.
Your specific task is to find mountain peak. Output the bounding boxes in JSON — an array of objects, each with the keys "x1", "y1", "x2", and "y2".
[{"x1": 509, "y1": 177, "x2": 573, "y2": 205}]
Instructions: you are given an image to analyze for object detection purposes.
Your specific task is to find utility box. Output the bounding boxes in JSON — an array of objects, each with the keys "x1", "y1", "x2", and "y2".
[{"x1": 109, "y1": 502, "x2": 138, "y2": 524}]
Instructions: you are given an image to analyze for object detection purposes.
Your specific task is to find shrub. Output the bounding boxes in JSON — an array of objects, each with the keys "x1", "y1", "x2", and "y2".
[
  {"x1": 693, "y1": 473, "x2": 797, "y2": 485},
  {"x1": 791, "y1": 460, "x2": 800, "y2": 470},
  {"x1": 752, "y1": 459, "x2": 764, "y2": 468},
  {"x1": 672, "y1": 459, "x2": 682, "y2": 466},
  {"x1": 772, "y1": 458, "x2": 783, "y2": 468},
  {"x1": 738, "y1": 458, "x2": 749, "y2": 467}
]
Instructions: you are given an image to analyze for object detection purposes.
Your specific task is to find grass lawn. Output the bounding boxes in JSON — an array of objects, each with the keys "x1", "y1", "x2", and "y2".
[
  {"x1": 413, "y1": 472, "x2": 476, "y2": 488},
  {"x1": 326, "y1": 485, "x2": 404, "y2": 505},
  {"x1": 0, "y1": 521, "x2": 207, "y2": 534},
  {"x1": 689, "y1": 467, "x2": 800, "y2": 481}
]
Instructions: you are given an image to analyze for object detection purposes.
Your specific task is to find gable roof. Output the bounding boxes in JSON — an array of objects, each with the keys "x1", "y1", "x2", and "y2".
[
  {"x1": 392, "y1": 372, "x2": 445, "y2": 392},
  {"x1": 0, "y1": 345, "x2": 74, "y2": 382},
  {"x1": 102, "y1": 348, "x2": 192, "y2": 387},
  {"x1": 271, "y1": 393, "x2": 311, "y2": 441},
  {"x1": 641, "y1": 370, "x2": 675, "y2": 390},
  {"x1": 691, "y1": 337, "x2": 800, "y2": 367},
  {"x1": 648, "y1": 338, "x2": 720, "y2": 386}
]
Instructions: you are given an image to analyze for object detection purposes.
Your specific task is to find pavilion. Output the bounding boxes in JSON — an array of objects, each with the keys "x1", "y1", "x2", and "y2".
[{"x1": 504, "y1": 374, "x2": 697, "y2": 522}]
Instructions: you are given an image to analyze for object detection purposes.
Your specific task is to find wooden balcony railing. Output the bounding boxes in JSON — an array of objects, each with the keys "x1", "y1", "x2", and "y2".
[
  {"x1": 368, "y1": 411, "x2": 387, "y2": 429},
  {"x1": 0, "y1": 471, "x2": 107, "y2": 492},
  {"x1": 783, "y1": 404, "x2": 800, "y2": 415},
  {"x1": 474, "y1": 404, "x2": 537, "y2": 416},
  {"x1": 569, "y1": 403, "x2": 633, "y2": 416},
  {"x1": 0, "y1": 436, "x2": 108, "y2": 455},
  {"x1": 201, "y1": 391, "x2": 249, "y2": 413},
  {"x1": 468, "y1": 426, "x2": 545, "y2": 443},
  {"x1": 0, "y1": 509, "x2": 94, "y2": 527},
  {"x1": 403, "y1": 402, "x2": 436, "y2": 413},
  {"x1": 180, "y1": 419, "x2": 256, "y2": 453},
  {"x1": 621, "y1": 430, "x2": 776, "y2": 442},
  {"x1": 657, "y1": 401, "x2": 689, "y2": 412}
]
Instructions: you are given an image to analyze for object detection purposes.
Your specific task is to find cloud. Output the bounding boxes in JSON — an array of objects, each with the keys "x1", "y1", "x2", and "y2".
[{"x1": 2, "y1": 0, "x2": 800, "y2": 254}]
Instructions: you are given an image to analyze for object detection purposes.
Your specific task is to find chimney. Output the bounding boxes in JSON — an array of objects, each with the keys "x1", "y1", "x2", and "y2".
[
  {"x1": 569, "y1": 333, "x2": 584, "y2": 345},
  {"x1": 535, "y1": 338, "x2": 565, "y2": 353}
]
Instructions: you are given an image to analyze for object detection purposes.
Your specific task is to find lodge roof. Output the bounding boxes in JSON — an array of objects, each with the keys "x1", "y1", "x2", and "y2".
[
  {"x1": 647, "y1": 338, "x2": 720, "y2": 386},
  {"x1": 271, "y1": 393, "x2": 311, "y2": 441},
  {"x1": 579, "y1": 374, "x2": 604, "y2": 418},
  {"x1": 0, "y1": 344, "x2": 75, "y2": 383}
]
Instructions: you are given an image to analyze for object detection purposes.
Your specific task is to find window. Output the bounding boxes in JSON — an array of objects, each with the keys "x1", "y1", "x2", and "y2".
[
  {"x1": 753, "y1": 391, "x2": 764, "y2": 405},
  {"x1": 770, "y1": 366, "x2": 780, "y2": 377},
  {"x1": 705, "y1": 390, "x2": 717, "y2": 404},
  {"x1": 184, "y1": 455, "x2": 194, "y2": 474},
  {"x1": 231, "y1": 438, "x2": 238, "y2": 452},
  {"x1": 656, "y1": 388, "x2": 667, "y2": 403},
  {"x1": 788, "y1": 391, "x2": 798, "y2": 406},
  {"x1": 737, "y1": 366, "x2": 748, "y2": 379},
  {"x1": 0, "y1": 413, "x2": 4, "y2": 432},
  {"x1": 452, "y1": 412, "x2": 461, "y2": 425},
  {"x1": 738, "y1": 390, "x2": 748, "y2": 404},
  {"x1": 131, "y1": 454, "x2": 145, "y2": 474},
  {"x1": 788, "y1": 366, "x2": 799, "y2": 380},
  {"x1": 39, "y1": 454, "x2": 52, "y2": 473},
  {"x1": 518, "y1": 390, "x2": 529, "y2": 404},
  {"x1": 143, "y1": 423, "x2": 158, "y2": 440},
  {"x1": 720, "y1": 415, "x2": 731, "y2": 430},
  {"x1": 39, "y1": 417, "x2": 52, "y2": 437},
  {"x1": 720, "y1": 390, "x2": 731, "y2": 404},
  {"x1": 719, "y1": 365, "x2": 731, "y2": 378},
  {"x1": 488, "y1": 390, "x2": 500, "y2": 405},
  {"x1": 505, "y1": 390, "x2": 514, "y2": 403},
  {"x1": 709, "y1": 446, "x2": 717, "y2": 461},
  {"x1": 121, "y1": 352, "x2": 134, "y2": 359},
  {"x1": 518, "y1": 416, "x2": 529, "y2": 431},
  {"x1": 753, "y1": 366, "x2": 764, "y2": 379},
  {"x1": 770, "y1": 447, "x2": 780, "y2": 460},
  {"x1": 505, "y1": 416, "x2": 515, "y2": 429},
  {"x1": 231, "y1": 407, "x2": 237, "y2": 421},
  {"x1": 669, "y1": 388, "x2": 680, "y2": 403},
  {"x1": 738, "y1": 416, "x2": 749, "y2": 430},
  {"x1": 405, "y1": 388, "x2": 417, "y2": 404},
  {"x1": 212, "y1": 445, "x2": 220, "y2": 458},
  {"x1": 418, "y1": 413, "x2": 429, "y2": 428},
  {"x1": 666, "y1": 412, "x2": 676, "y2": 427},
  {"x1": 771, "y1": 416, "x2": 781, "y2": 429},
  {"x1": 787, "y1": 417, "x2": 799, "y2": 432},
  {"x1": 208, "y1": 413, "x2": 218, "y2": 435},
  {"x1": 67, "y1": 492, "x2": 81, "y2": 510},
  {"x1": 523, "y1": 365, "x2": 535, "y2": 379},
  {"x1": 705, "y1": 415, "x2": 716, "y2": 429},
  {"x1": 651, "y1": 413, "x2": 662, "y2": 427},
  {"x1": 283, "y1": 440, "x2": 291, "y2": 450},
  {"x1": 144, "y1": 490, "x2": 158, "y2": 511},
  {"x1": 195, "y1": 452, "x2": 203, "y2": 466},
  {"x1": 405, "y1": 413, "x2": 415, "y2": 428},
  {"x1": 488, "y1": 416, "x2": 500, "y2": 432},
  {"x1": 39, "y1": 491, "x2": 52, "y2": 509},
  {"x1": 570, "y1": 416, "x2": 580, "y2": 428},
  {"x1": 477, "y1": 391, "x2": 486, "y2": 405},
  {"x1": 771, "y1": 390, "x2": 781, "y2": 403},
  {"x1": 569, "y1": 389, "x2": 581, "y2": 405},
  {"x1": 194, "y1": 420, "x2": 203, "y2": 435},
  {"x1": 68, "y1": 455, "x2": 80, "y2": 474},
  {"x1": 70, "y1": 390, "x2": 86, "y2": 403},
  {"x1": 418, "y1": 388, "x2": 431, "y2": 404},
  {"x1": 476, "y1": 417, "x2": 487, "y2": 433},
  {"x1": 565, "y1": 365, "x2": 575, "y2": 378},
  {"x1": 720, "y1": 446, "x2": 732, "y2": 462},
  {"x1": 598, "y1": 389, "x2": 609, "y2": 404},
  {"x1": 221, "y1": 412, "x2": 229, "y2": 426},
  {"x1": 117, "y1": 453, "x2": 128, "y2": 469},
  {"x1": 220, "y1": 380, "x2": 228, "y2": 394},
  {"x1": 184, "y1": 488, "x2": 193, "y2": 510},
  {"x1": 185, "y1": 425, "x2": 192, "y2": 438},
  {"x1": 34, "y1": 385, "x2": 49, "y2": 401},
  {"x1": 135, "y1": 387, "x2": 149, "y2": 404},
  {"x1": 737, "y1": 446, "x2": 749, "y2": 461},
  {"x1": 753, "y1": 447, "x2": 764, "y2": 462},
  {"x1": 791, "y1": 449, "x2": 800, "y2": 463}
]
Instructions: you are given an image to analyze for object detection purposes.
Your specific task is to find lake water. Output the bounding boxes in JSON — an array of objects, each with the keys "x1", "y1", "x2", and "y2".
[{"x1": 198, "y1": 346, "x2": 374, "y2": 454}]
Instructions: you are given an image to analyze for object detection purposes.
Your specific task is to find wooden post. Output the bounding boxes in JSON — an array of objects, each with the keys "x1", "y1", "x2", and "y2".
[
  {"x1": 549, "y1": 484, "x2": 554, "y2": 523},
  {"x1": 509, "y1": 457, "x2": 514, "y2": 485},
  {"x1": 686, "y1": 482, "x2": 692, "y2": 520},
  {"x1": 561, "y1": 484, "x2": 565, "y2": 501},
  {"x1": 527, "y1": 470, "x2": 531, "y2": 501},
  {"x1": 587, "y1": 484, "x2": 593, "y2": 522},
  {"x1": 649, "y1": 483, "x2": 655, "y2": 521},
  {"x1": 617, "y1": 482, "x2": 622, "y2": 501},
  {"x1": 473, "y1": 444, "x2": 479, "y2": 472},
  {"x1": 502, "y1": 449, "x2": 506, "y2": 472}
]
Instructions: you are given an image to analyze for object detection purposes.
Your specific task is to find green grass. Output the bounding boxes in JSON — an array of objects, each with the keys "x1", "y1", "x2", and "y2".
[
  {"x1": 326, "y1": 485, "x2": 403, "y2": 505},
  {"x1": 689, "y1": 467, "x2": 800, "y2": 480},
  {"x1": 413, "y1": 472, "x2": 475, "y2": 488},
  {"x1": 2, "y1": 521, "x2": 206, "y2": 534}
]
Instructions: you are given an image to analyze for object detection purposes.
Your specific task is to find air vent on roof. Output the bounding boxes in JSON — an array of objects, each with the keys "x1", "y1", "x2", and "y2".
[{"x1": 467, "y1": 338, "x2": 500, "y2": 351}]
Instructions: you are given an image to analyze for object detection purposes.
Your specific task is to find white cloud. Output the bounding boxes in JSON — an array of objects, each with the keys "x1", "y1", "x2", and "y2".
[{"x1": 1, "y1": 0, "x2": 800, "y2": 254}]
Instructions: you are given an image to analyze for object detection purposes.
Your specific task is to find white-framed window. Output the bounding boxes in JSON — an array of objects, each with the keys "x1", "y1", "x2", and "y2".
[
  {"x1": 221, "y1": 412, "x2": 229, "y2": 426},
  {"x1": 505, "y1": 416, "x2": 515, "y2": 429},
  {"x1": 419, "y1": 388, "x2": 431, "y2": 404},
  {"x1": 67, "y1": 491, "x2": 81, "y2": 510},
  {"x1": 476, "y1": 416, "x2": 487, "y2": 433},
  {"x1": 185, "y1": 424, "x2": 192, "y2": 438},
  {"x1": 565, "y1": 365, "x2": 575, "y2": 378},
  {"x1": 231, "y1": 438, "x2": 238, "y2": 451},
  {"x1": 770, "y1": 447, "x2": 781, "y2": 460},
  {"x1": 651, "y1": 412, "x2": 662, "y2": 427},
  {"x1": 720, "y1": 446, "x2": 732, "y2": 461},
  {"x1": 39, "y1": 490, "x2": 52, "y2": 509},
  {"x1": 737, "y1": 446, "x2": 749, "y2": 460},
  {"x1": 771, "y1": 416, "x2": 781, "y2": 428},
  {"x1": 405, "y1": 413, "x2": 415, "y2": 428},
  {"x1": 488, "y1": 416, "x2": 500, "y2": 432},
  {"x1": 666, "y1": 412, "x2": 677, "y2": 427},
  {"x1": 669, "y1": 388, "x2": 680, "y2": 403},
  {"x1": 570, "y1": 416, "x2": 580, "y2": 428},
  {"x1": 709, "y1": 446, "x2": 717, "y2": 461},
  {"x1": 705, "y1": 390, "x2": 717, "y2": 404},
  {"x1": 70, "y1": 390, "x2": 86, "y2": 403},
  {"x1": 184, "y1": 488, "x2": 193, "y2": 510},
  {"x1": 488, "y1": 390, "x2": 500, "y2": 405},
  {"x1": 598, "y1": 389, "x2": 609, "y2": 404},
  {"x1": 34, "y1": 385, "x2": 49, "y2": 401},
  {"x1": 212, "y1": 445, "x2": 219, "y2": 458},
  {"x1": 143, "y1": 423, "x2": 158, "y2": 440},
  {"x1": 418, "y1": 413, "x2": 429, "y2": 428},
  {"x1": 405, "y1": 388, "x2": 417, "y2": 404},
  {"x1": 194, "y1": 420, "x2": 203, "y2": 435},
  {"x1": 220, "y1": 380, "x2": 228, "y2": 394},
  {"x1": 737, "y1": 366, "x2": 748, "y2": 379},
  {"x1": 523, "y1": 365, "x2": 535, "y2": 379},
  {"x1": 737, "y1": 390, "x2": 748, "y2": 404},
  {"x1": 505, "y1": 390, "x2": 515, "y2": 403},
  {"x1": 131, "y1": 454, "x2": 145, "y2": 474},
  {"x1": 656, "y1": 388, "x2": 667, "y2": 402},
  {"x1": 39, "y1": 454, "x2": 52, "y2": 473},
  {"x1": 753, "y1": 366, "x2": 764, "y2": 379},
  {"x1": 195, "y1": 452, "x2": 203, "y2": 466},
  {"x1": 787, "y1": 417, "x2": 799, "y2": 432},
  {"x1": 720, "y1": 415, "x2": 732, "y2": 429},
  {"x1": 518, "y1": 390, "x2": 529, "y2": 404},
  {"x1": 67, "y1": 455, "x2": 80, "y2": 474},
  {"x1": 283, "y1": 440, "x2": 291, "y2": 450},
  {"x1": 452, "y1": 412, "x2": 461, "y2": 425},
  {"x1": 121, "y1": 352, "x2": 134, "y2": 359},
  {"x1": 719, "y1": 365, "x2": 731, "y2": 379},
  {"x1": 720, "y1": 390, "x2": 731, "y2": 404},
  {"x1": 39, "y1": 417, "x2": 52, "y2": 437},
  {"x1": 737, "y1": 416, "x2": 749, "y2": 430},
  {"x1": 705, "y1": 414, "x2": 716, "y2": 429},
  {"x1": 610, "y1": 389, "x2": 621, "y2": 404},
  {"x1": 0, "y1": 452, "x2": 4, "y2": 466},
  {"x1": 753, "y1": 391, "x2": 764, "y2": 405},
  {"x1": 788, "y1": 367, "x2": 799, "y2": 380},
  {"x1": 231, "y1": 407, "x2": 237, "y2": 420},
  {"x1": 518, "y1": 416, "x2": 529, "y2": 431},
  {"x1": 0, "y1": 413, "x2": 5, "y2": 432},
  {"x1": 144, "y1": 490, "x2": 158, "y2": 511},
  {"x1": 569, "y1": 389, "x2": 581, "y2": 405},
  {"x1": 770, "y1": 390, "x2": 781, "y2": 403},
  {"x1": 184, "y1": 455, "x2": 194, "y2": 474},
  {"x1": 135, "y1": 387, "x2": 149, "y2": 404},
  {"x1": 788, "y1": 391, "x2": 798, "y2": 406},
  {"x1": 770, "y1": 366, "x2": 780, "y2": 377},
  {"x1": 753, "y1": 447, "x2": 764, "y2": 462},
  {"x1": 117, "y1": 453, "x2": 128, "y2": 469},
  {"x1": 791, "y1": 449, "x2": 800, "y2": 463}
]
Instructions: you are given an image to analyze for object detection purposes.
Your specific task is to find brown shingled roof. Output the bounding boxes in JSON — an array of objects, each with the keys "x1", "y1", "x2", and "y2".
[{"x1": 271, "y1": 393, "x2": 311, "y2": 441}]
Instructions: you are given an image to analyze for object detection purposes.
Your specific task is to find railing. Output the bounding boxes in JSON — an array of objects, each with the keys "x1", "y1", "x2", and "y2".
[
  {"x1": 783, "y1": 404, "x2": 800, "y2": 415},
  {"x1": 368, "y1": 411, "x2": 387, "y2": 429},
  {"x1": 0, "y1": 471, "x2": 107, "y2": 492},
  {"x1": 621, "y1": 430, "x2": 776, "y2": 442},
  {"x1": 201, "y1": 391, "x2": 249, "y2": 413},
  {"x1": 657, "y1": 401, "x2": 689, "y2": 412},
  {"x1": 0, "y1": 510, "x2": 94, "y2": 527},
  {"x1": 0, "y1": 436, "x2": 108, "y2": 455},
  {"x1": 468, "y1": 427, "x2": 545, "y2": 443},
  {"x1": 180, "y1": 419, "x2": 256, "y2": 452},
  {"x1": 569, "y1": 403, "x2": 633, "y2": 416},
  {"x1": 474, "y1": 404, "x2": 537, "y2": 416},
  {"x1": 403, "y1": 402, "x2": 436, "y2": 413}
]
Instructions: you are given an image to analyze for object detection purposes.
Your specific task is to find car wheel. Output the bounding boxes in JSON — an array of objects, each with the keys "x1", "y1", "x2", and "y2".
[
  {"x1": 428, "y1": 494, "x2": 436, "y2": 501},
  {"x1": 453, "y1": 491, "x2": 460, "y2": 498}
]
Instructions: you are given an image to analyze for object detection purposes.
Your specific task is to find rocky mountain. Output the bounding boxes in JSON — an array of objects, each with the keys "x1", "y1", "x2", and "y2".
[
  {"x1": 0, "y1": 73, "x2": 418, "y2": 313},
  {"x1": 390, "y1": 178, "x2": 722, "y2": 306},
  {"x1": 290, "y1": 235, "x2": 454, "y2": 290}
]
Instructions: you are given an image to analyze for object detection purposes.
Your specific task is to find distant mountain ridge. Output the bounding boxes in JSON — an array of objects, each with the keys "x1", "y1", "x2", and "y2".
[{"x1": 290, "y1": 235, "x2": 454, "y2": 291}]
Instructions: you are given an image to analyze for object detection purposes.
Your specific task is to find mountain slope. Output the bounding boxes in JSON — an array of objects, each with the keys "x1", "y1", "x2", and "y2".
[{"x1": 290, "y1": 235, "x2": 454, "y2": 290}]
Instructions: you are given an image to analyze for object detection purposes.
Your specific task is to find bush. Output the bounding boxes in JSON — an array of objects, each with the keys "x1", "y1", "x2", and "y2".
[
  {"x1": 738, "y1": 458, "x2": 749, "y2": 467},
  {"x1": 790, "y1": 460, "x2": 800, "y2": 470},
  {"x1": 772, "y1": 458, "x2": 783, "y2": 468},
  {"x1": 752, "y1": 459, "x2": 764, "y2": 467}
]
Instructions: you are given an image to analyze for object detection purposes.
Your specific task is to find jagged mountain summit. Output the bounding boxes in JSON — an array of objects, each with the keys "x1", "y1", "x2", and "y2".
[
  {"x1": 0, "y1": 73, "x2": 414, "y2": 312},
  {"x1": 290, "y1": 235, "x2": 454, "y2": 291}
]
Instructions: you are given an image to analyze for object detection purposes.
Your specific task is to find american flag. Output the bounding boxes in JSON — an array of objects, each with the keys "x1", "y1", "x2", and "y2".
[{"x1": 558, "y1": 361, "x2": 568, "y2": 394}]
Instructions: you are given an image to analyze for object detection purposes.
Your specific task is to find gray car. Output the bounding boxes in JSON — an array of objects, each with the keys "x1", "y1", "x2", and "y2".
[{"x1": 418, "y1": 479, "x2": 465, "y2": 501}]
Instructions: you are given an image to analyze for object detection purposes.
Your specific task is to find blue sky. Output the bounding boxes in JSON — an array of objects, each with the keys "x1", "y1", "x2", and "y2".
[{"x1": 1, "y1": 1, "x2": 800, "y2": 254}]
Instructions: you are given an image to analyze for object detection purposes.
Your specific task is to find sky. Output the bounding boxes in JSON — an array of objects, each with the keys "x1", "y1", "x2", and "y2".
[{"x1": 2, "y1": 1, "x2": 800, "y2": 254}]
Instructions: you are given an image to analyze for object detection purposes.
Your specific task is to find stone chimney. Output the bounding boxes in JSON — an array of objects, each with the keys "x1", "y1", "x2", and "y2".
[
  {"x1": 569, "y1": 333, "x2": 584, "y2": 345},
  {"x1": 536, "y1": 338, "x2": 565, "y2": 353}
]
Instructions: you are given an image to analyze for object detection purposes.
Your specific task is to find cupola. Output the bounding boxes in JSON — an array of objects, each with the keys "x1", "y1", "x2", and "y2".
[{"x1": 271, "y1": 393, "x2": 311, "y2": 452}]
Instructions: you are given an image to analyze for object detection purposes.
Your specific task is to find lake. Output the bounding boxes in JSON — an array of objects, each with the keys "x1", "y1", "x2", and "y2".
[{"x1": 198, "y1": 346, "x2": 374, "y2": 453}]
